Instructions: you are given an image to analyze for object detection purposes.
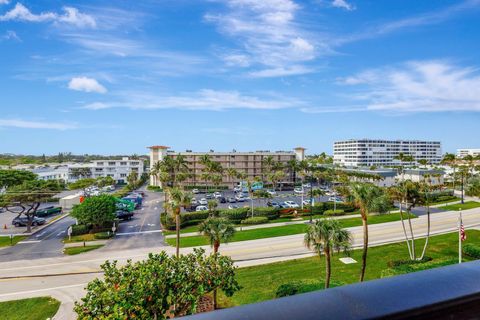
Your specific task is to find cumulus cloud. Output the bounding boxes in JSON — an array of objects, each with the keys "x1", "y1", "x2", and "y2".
[
  {"x1": 331, "y1": 0, "x2": 355, "y2": 11},
  {"x1": 83, "y1": 89, "x2": 303, "y2": 111},
  {"x1": 1, "y1": 30, "x2": 20, "y2": 41},
  {"x1": 205, "y1": 0, "x2": 318, "y2": 77},
  {"x1": 68, "y1": 77, "x2": 107, "y2": 93},
  {"x1": 0, "y1": 119, "x2": 77, "y2": 130},
  {"x1": 0, "y1": 0, "x2": 10, "y2": 5},
  {"x1": 0, "y1": 3, "x2": 96, "y2": 28},
  {"x1": 341, "y1": 60, "x2": 480, "y2": 113}
]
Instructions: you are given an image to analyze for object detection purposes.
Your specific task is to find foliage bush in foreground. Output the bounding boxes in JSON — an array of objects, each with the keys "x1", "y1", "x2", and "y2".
[
  {"x1": 75, "y1": 249, "x2": 240, "y2": 319},
  {"x1": 275, "y1": 280, "x2": 340, "y2": 298}
]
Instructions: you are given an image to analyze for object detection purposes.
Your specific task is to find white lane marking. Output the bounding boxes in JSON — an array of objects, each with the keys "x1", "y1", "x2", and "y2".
[
  {"x1": 0, "y1": 283, "x2": 87, "y2": 298},
  {"x1": 116, "y1": 230, "x2": 162, "y2": 236},
  {"x1": 141, "y1": 208, "x2": 144, "y2": 211},
  {"x1": 154, "y1": 207, "x2": 158, "y2": 210},
  {"x1": 17, "y1": 240, "x2": 42, "y2": 244},
  {"x1": 147, "y1": 224, "x2": 156, "y2": 227},
  {"x1": 57, "y1": 231, "x2": 66, "y2": 236},
  {"x1": 35, "y1": 231, "x2": 46, "y2": 238}
]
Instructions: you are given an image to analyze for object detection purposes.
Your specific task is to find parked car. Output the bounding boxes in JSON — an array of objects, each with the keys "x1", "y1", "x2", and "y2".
[
  {"x1": 302, "y1": 199, "x2": 314, "y2": 206},
  {"x1": 191, "y1": 198, "x2": 198, "y2": 205},
  {"x1": 227, "y1": 197, "x2": 236, "y2": 203},
  {"x1": 199, "y1": 198, "x2": 208, "y2": 205},
  {"x1": 233, "y1": 185, "x2": 242, "y2": 192},
  {"x1": 282, "y1": 201, "x2": 300, "y2": 208},
  {"x1": 218, "y1": 196, "x2": 227, "y2": 203},
  {"x1": 205, "y1": 193, "x2": 213, "y2": 199},
  {"x1": 213, "y1": 192, "x2": 222, "y2": 198},
  {"x1": 12, "y1": 216, "x2": 46, "y2": 227},
  {"x1": 192, "y1": 188, "x2": 200, "y2": 194},
  {"x1": 266, "y1": 189, "x2": 277, "y2": 196},
  {"x1": 235, "y1": 194, "x2": 245, "y2": 202},
  {"x1": 196, "y1": 205, "x2": 208, "y2": 212},
  {"x1": 294, "y1": 187, "x2": 304, "y2": 194},
  {"x1": 328, "y1": 196, "x2": 343, "y2": 203},
  {"x1": 36, "y1": 206, "x2": 62, "y2": 218},
  {"x1": 228, "y1": 205, "x2": 239, "y2": 210},
  {"x1": 116, "y1": 210, "x2": 134, "y2": 221},
  {"x1": 267, "y1": 201, "x2": 281, "y2": 208}
]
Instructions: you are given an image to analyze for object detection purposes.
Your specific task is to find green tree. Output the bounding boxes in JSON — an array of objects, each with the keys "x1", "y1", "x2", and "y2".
[
  {"x1": 2, "y1": 180, "x2": 62, "y2": 232},
  {"x1": 70, "y1": 167, "x2": 92, "y2": 180},
  {"x1": 127, "y1": 171, "x2": 139, "y2": 186},
  {"x1": 304, "y1": 219, "x2": 351, "y2": 288},
  {"x1": 75, "y1": 249, "x2": 240, "y2": 319},
  {"x1": 71, "y1": 194, "x2": 116, "y2": 230},
  {"x1": 198, "y1": 217, "x2": 236, "y2": 309},
  {"x1": 68, "y1": 178, "x2": 97, "y2": 192},
  {"x1": 164, "y1": 187, "x2": 191, "y2": 257},
  {"x1": 0, "y1": 169, "x2": 37, "y2": 189},
  {"x1": 349, "y1": 183, "x2": 390, "y2": 281}
]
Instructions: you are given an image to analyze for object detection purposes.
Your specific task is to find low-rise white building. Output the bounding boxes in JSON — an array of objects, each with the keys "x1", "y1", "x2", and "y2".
[
  {"x1": 339, "y1": 167, "x2": 445, "y2": 187},
  {"x1": 457, "y1": 149, "x2": 480, "y2": 158}
]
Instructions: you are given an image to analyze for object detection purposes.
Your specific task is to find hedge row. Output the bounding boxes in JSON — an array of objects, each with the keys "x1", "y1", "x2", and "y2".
[
  {"x1": 381, "y1": 258, "x2": 457, "y2": 278},
  {"x1": 71, "y1": 221, "x2": 120, "y2": 236},
  {"x1": 241, "y1": 216, "x2": 269, "y2": 225},
  {"x1": 463, "y1": 244, "x2": 480, "y2": 259}
]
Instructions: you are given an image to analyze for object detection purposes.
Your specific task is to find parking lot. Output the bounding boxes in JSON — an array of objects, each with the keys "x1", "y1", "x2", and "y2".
[{"x1": 188, "y1": 186, "x2": 336, "y2": 211}]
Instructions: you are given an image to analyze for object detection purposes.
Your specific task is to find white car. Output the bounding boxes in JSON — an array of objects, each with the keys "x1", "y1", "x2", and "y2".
[
  {"x1": 233, "y1": 186, "x2": 242, "y2": 192},
  {"x1": 228, "y1": 205, "x2": 239, "y2": 210},
  {"x1": 191, "y1": 198, "x2": 198, "y2": 205},
  {"x1": 235, "y1": 194, "x2": 245, "y2": 202},
  {"x1": 303, "y1": 183, "x2": 311, "y2": 188},
  {"x1": 294, "y1": 187, "x2": 304, "y2": 194},
  {"x1": 283, "y1": 201, "x2": 299, "y2": 208},
  {"x1": 213, "y1": 192, "x2": 222, "y2": 198},
  {"x1": 196, "y1": 205, "x2": 208, "y2": 211},
  {"x1": 192, "y1": 188, "x2": 200, "y2": 194},
  {"x1": 266, "y1": 189, "x2": 276, "y2": 196},
  {"x1": 328, "y1": 196, "x2": 343, "y2": 203},
  {"x1": 199, "y1": 198, "x2": 208, "y2": 205},
  {"x1": 302, "y1": 199, "x2": 314, "y2": 206}
]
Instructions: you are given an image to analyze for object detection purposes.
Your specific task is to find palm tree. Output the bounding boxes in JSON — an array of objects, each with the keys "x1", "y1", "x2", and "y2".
[
  {"x1": 304, "y1": 219, "x2": 351, "y2": 288},
  {"x1": 349, "y1": 183, "x2": 389, "y2": 281},
  {"x1": 418, "y1": 159, "x2": 429, "y2": 169},
  {"x1": 225, "y1": 167, "x2": 239, "y2": 187},
  {"x1": 262, "y1": 155, "x2": 275, "y2": 181},
  {"x1": 287, "y1": 159, "x2": 299, "y2": 186},
  {"x1": 199, "y1": 154, "x2": 213, "y2": 192},
  {"x1": 198, "y1": 217, "x2": 236, "y2": 309},
  {"x1": 441, "y1": 153, "x2": 457, "y2": 190},
  {"x1": 165, "y1": 187, "x2": 191, "y2": 257},
  {"x1": 268, "y1": 170, "x2": 285, "y2": 192},
  {"x1": 172, "y1": 154, "x2": 190, "y2": 186}
]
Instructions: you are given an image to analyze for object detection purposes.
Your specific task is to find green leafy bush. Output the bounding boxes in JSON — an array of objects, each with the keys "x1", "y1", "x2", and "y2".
[
  {"x1": 146, "y1": 185, "x2": 163, "y2": 192},
  {"x1": 71, "y1": 224, "x2": 89, "y2": 236},
  {"x1": 387, "y1": 256, "x2": 432, "y2": 268},
  {"x1": 94, "y1": 232, "x2": 113, "y2": 240},
  {"x1": 220, "y1": 208, "x2": 250, "y2": 223},
  {"x1": 253, "y1": 207, "x2": 280, "y2": 220},
  {"x1": 324, "y1": 209, "x2": 345, "y2": 216},
  {"x1": 463, "y1": 244, "x2": 480, "y2": 258},
  {"x1": 275, "y1": 280, "x2": 339, "y2": 298},
  {"x1": 241, "y1": 216, "x2": 269, "y2": 225},
  {"x1": 382, "y1": 258, "x2": 457, "y2": 278}
]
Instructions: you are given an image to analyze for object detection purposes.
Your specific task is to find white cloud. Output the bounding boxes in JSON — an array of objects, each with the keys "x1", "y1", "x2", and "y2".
[
  {"x1": 1, "y1": 30, "x2": 20, "y2": 41},
  {"x1": 83, "y1": 89, "x2": 303, "y2": 111},
  {"x1": 68, "y1": 77, "x2": 107, "y2": 94},
  {"x1": 332, "y1": 0, "x2": 355, "y2": 11},
  {"x1": 0, "y1": 0, "x2": 10, "y2": 5},
  {"x1": 341, "y1": 61, "x2": 480, "y2": 113},
  {"x1": 249, "y1": 65, "x2": 313, "y2": 78},
  {"x1": 0, "y1": 3, "x2": 95, "y2": 28},
  {"x1": 0, "y1": 119, "x2": 77, "y2": 130},
  {"x1": 205, "y1": 0, "x2": 318, "y2": 77}
]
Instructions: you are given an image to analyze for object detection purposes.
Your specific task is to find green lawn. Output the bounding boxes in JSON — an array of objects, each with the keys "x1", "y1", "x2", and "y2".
[
  {"x1": 64, "y1": 244, "x2": 104, "y2": 255},
  {"x1": 430, "y1": 197, "x2": 460, "y2": 205},
  {"x1": 219, "y1": 230, "x2": 480, "y2": 307},
  {"x1": 441, "y1": 201, "x2": 480, "y2": 211},
  {"x1": 63, "y1": 233, "x2": 96, "y2": 243},
  {"x1": 0, "y1": 296, "x2": 60, "y2": 320},
  {"x1": 0, "y1": 235, "x2": 27, "y2": 247},
  {"x1": 166, "y1": 213, "x2": 417, "y2": 247}
]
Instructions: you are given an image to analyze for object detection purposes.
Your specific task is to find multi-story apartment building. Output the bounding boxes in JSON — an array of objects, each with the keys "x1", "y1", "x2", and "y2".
[
  {"x1": 22, "y1": 157, "x2": 144, "y2": 184},
  {"x1": 148, "y1": 146, "x2": 306, "y2": 188},
  {"x1": 333, "y1": 139, "x2": 442, "y2": 167},
  {"x1": 457, "y1": 149, "x2": 480, "y2": 158}
]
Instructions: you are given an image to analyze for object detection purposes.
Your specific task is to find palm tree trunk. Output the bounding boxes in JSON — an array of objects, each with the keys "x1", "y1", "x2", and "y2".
[
  {"x1": 406, "y1": 209, "x2": 416, "y2": 259},
  {"x1": 360, "y1": 214, "x2": 368, "y2": 282},
  {"x1": 213, "y1": 241, "x2": 219, "y2": 309},
  {"x1": 175, "y1": 211, "x2": 180, "y2": 257},
  {"x1": 398, "y1": 202, "x2": 413, "y2": 259},
  {"x1": 325, "y1": 246, "x2": 331, "y2": 288},
  {"x1": 419, "y1": 203, "x2": 430, "y2": 260}
]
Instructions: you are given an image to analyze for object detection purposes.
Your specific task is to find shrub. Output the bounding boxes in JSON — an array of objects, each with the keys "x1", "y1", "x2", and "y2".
[
  {"x1": 220, "y1": 208, "x2": 250, "y2": 223},
  {"x1": 71, "y1": 224, "x2": 89, "y2": 236},
  {"x1": 463, "y1": 244, "x2": 480, "y2": 258},
  {"x1": 382, "y1": 258, "x2": 457, "y2": 278},
  {"x1": 324, "y1": 209, "x2": 345, "y2": 216},
  {"x1": 387, "y1": 256, "x2": 432, "y2": 268},
  {"x1": 146, "y1": 185, "x2": 163, "y2": 192},
  {"x1": 275, "y1": 280, "x2": 339, "y2": 298},
  {"x1": 241, "y1": 216, "x2": 269, "y2": 225},
  {"x1": 94, "y1": 231, "x2": 113, "y2": 240},
  {"x1": 253, "y1": 207, "x2": 280, "y2": 220}
]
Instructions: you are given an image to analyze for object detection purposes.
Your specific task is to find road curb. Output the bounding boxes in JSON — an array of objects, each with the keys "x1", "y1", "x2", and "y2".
[{"x1": 0, "y1": 212, "x2": 71, "y2": 238}]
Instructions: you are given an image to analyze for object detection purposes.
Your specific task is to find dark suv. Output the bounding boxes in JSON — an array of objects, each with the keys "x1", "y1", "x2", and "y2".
[
  {"x1": 116, "y1": 210, "x2": 134, "y2": 221},
  {"x1": 12, "y1": 216, "x2": 46, "y2": 227}
]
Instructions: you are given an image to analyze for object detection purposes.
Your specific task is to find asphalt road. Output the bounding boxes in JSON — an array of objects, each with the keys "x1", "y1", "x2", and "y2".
[{"x1": 0, "y1": 215, "x2": 76, "y2": 262}]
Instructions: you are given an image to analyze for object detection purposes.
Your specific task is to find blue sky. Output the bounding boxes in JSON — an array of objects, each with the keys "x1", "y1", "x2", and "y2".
[{"x1": 1, "y1": 0, "x2": 479, "y2": 156}]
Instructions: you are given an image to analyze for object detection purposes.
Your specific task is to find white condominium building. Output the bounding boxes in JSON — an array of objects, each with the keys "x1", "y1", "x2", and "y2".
[
  {"x1": 333, "y1": 139, "x2": 442, "y2": 167},
  {"x1": 457, "y1": 149, "x2": 480, "y2": 158}
]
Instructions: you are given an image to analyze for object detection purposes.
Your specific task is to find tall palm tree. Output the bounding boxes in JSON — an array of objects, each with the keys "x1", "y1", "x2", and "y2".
[
  {"x1": 262, "y1": 155, "x2": 275, "y2": 181},
  {"x1": 198, "y1": 217, "x2": 236, "y2": 309},
  {"x1": 225, "y1": 167, "x2": 239, "y2": 187},
  {"x1": 287, "y1": 159, "x2": 299, "y2": 186},
  {"x1": 441, "y1": 153, "x2": 457, "y2": 190},
  {"x1": 349, "y1": 183, "x2": 388, "y2": 281},
  {"x1": 165, "y1": 187, "x2": 191, "y2": 257},
  {"x1": 304, "y1": 219, "x2": 351, "y2": 288},
  {"x1": 172, "y1": 154, "x2": 190, "y2": 186}
]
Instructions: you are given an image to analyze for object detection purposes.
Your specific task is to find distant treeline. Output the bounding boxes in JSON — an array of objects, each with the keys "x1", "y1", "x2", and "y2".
[{"x1": 0, "y1": 152, "x2": 147, "y2": 166}]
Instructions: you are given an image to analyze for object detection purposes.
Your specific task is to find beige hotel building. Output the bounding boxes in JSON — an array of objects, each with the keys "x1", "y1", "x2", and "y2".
[{"x1": 148, "y1": 146, "x2": 306, "y2": 188}]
